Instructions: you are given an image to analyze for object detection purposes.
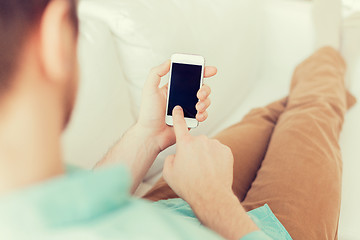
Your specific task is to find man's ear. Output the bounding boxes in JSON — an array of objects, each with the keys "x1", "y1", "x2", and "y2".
[{"x1": 39, "y1": 0, "x2": 76, "y2": 83}]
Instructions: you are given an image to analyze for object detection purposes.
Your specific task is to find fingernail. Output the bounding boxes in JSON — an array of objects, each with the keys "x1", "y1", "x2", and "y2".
[{"x1": 174, "y1": 106, "x2": 182, "y2": 111}]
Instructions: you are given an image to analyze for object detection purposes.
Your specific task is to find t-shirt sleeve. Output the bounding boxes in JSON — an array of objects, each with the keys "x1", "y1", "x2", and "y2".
[{"x1": 240, "y1": 231, "x2": 273, "y2": 240}]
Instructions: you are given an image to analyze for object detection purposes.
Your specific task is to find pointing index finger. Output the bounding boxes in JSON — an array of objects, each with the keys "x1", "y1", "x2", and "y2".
[
  {"x1": 172, "y1": 106, "x2": 189, "y2": 140},
  {"x1": 145, "y1": 60, "x2": 171, "y2": 90}
]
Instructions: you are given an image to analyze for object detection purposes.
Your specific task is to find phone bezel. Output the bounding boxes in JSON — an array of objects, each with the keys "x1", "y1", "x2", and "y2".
[{"x1": 165, "y1": 53, "x2": 205, "y2": 129}]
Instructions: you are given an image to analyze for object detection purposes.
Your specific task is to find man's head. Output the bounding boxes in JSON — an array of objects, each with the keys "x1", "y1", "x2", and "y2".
[{"x1": 0, "y1": 0, "x2": 79, "y2": 127}]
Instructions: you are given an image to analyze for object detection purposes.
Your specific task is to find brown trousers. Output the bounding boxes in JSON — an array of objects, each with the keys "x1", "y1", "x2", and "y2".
[{"x1": 143, "y1": 47, "x2": 357, "y2": 240}]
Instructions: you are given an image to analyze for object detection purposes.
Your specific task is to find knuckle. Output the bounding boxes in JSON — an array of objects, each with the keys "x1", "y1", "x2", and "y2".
[
  {"x1": 149, "y1": 67, "x2": 158, "y2": 76},
  {"x1": 217, "y1": 142, "x2": 231, "y2": 153},
  {"x1": 180, "y1": 137, "x2": 192, "y2": 146},
  {"x1": 224, "y1": 147, "x2": 234, "y2": 160},
  {"x1": 198, "y1": 135, "x2": 208, "y2": 141},
  {"x1": 207, "y1": 98, "x2": 211, "y2": 105},
  {"x1": 210, "y1": 139, "x2": 222, "y2": 149},
  {"x1": 205, "y1": 85, "x2": 211, "y2": 93},
  {"x1": 197, "y1": 114, "x2": 204, "y2": 121},
  {"x1": 220, "y1": 143, "x2": 230, "y2": 151},
  {"x1": 183, "y1": 136, "x2": 193, "y2": 143},
  {"x1": 224, "y1": 145, "x2": 232, "y2": 153}
]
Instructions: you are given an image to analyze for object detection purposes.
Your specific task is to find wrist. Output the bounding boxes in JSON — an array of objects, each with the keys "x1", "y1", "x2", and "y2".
[
  {"x1": 190, "y1": 188, "x2": 237, "y2": 215},
  {"x1": 95, "y1": 124, "x2": 161, "y2": 169},
  {"x1": 189, "y1": 189, "x2": 259, "y2": 240},
  {"x1": 132, "y1": 123, "x2": 162, "y2": 155}
]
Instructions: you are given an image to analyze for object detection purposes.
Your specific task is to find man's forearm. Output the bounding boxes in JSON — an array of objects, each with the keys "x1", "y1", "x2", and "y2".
[
  {"x1": 95, "y1": 124, "x2": 161, "y2": 193},
  {"x1": 190, "y1": 191, "x2": 259, "y2": 240}
]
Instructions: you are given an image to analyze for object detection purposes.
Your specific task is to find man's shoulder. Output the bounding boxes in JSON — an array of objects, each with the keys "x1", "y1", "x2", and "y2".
[{"x1": 0, "y1": 165, "x2": 223, "y2": 240}]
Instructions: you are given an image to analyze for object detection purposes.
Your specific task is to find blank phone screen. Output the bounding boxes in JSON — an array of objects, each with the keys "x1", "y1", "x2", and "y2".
[{"x1": 167, "y1": 63, "x2": 202, "y2": 118}]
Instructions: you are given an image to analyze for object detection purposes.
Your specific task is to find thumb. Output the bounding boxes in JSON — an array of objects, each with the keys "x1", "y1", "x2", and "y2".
[
  {"x1": 145, "y1": 60, "x2": 171, "y2": 91},
  {"x1": 172, "y1": 106, "x2": 189, "y2": 140},
  {"x1": 163, "y1": 154, "x2": 175, "y2": 182}
]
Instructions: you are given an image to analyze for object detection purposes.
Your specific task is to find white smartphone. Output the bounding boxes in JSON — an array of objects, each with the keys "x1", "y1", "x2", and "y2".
[{"x1": 165, "y1": 53, "x2": 205, "y2": 128}]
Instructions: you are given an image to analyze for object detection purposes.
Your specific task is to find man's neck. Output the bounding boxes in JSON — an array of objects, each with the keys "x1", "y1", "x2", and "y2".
[{"x1": 0, "y1": 83, "x2": 65, "y2": 195}]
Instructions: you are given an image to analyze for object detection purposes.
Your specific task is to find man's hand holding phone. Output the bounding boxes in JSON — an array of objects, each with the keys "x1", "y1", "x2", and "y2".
[
  {"x1": 97, "y1": 58, "x2": 216, "y2": 193},
  {"x1": 136, "y1": 60, "x2": 217, "y2": 152}
]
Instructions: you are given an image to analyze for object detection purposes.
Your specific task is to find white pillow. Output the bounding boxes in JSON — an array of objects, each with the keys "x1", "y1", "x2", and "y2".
[{"x1": 62, "y1": 16, "x2": 134, "y2": 169}]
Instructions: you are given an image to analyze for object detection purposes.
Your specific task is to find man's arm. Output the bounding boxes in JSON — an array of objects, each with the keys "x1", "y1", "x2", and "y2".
[
  {"x1": 190, "y1": 190, "x2": 259, "y2": 240},
  {"x1": 95, "y1": 125, "x2": 160, "y2": 193}
]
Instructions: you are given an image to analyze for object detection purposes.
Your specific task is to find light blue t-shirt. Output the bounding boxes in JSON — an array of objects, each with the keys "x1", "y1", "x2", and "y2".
[{"x1": 0, "y1": 165, "x2": 292, "y2": 240}]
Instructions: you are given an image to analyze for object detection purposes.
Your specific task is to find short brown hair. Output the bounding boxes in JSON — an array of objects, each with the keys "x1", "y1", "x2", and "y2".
[{"x1": 0, "y1": 0, "x2": 78, "y2": 93}]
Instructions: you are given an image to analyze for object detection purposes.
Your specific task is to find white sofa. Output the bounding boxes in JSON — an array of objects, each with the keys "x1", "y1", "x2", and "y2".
[{"x1": 62, "y1": 0, "x2": 360, "y2": 239}]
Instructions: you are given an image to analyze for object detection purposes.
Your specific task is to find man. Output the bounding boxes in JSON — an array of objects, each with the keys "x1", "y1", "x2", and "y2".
[
  {"x1": 0, "y1": 0, "x2": 355, "y2": 240},
  {"x1": 0, "y1": 0, "x2": 266, "y2": 239}
]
